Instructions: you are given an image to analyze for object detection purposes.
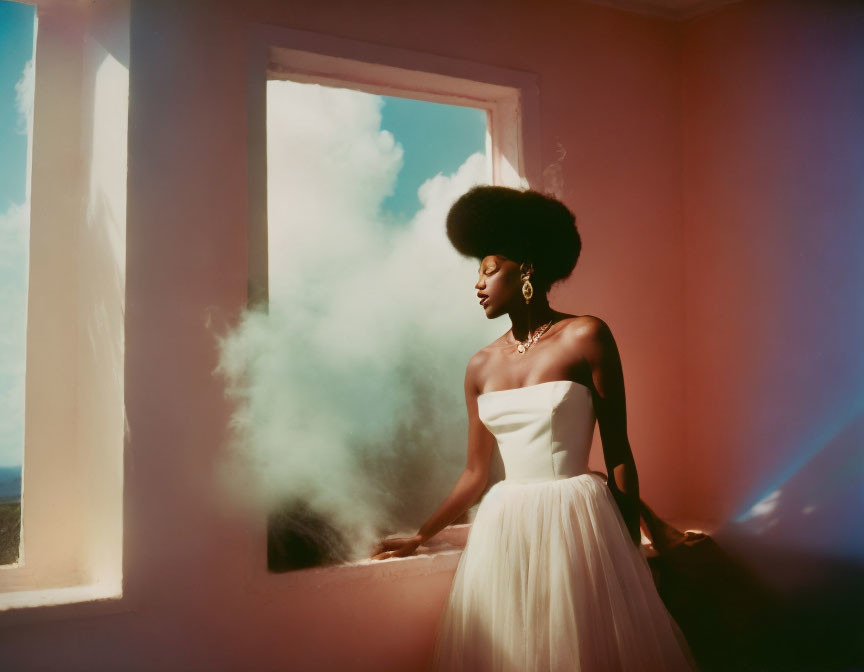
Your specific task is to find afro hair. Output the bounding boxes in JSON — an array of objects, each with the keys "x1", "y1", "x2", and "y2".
[{"x1": 446, "y1": 185, "x2": 581, "y2": 290}]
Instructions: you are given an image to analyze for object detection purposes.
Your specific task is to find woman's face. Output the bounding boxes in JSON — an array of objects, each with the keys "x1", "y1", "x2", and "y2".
[{"x1": 475, "y1": 255, "x2": 525, "y2": 318}]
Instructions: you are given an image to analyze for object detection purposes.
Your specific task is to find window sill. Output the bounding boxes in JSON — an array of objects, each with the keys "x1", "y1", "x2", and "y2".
[
  {"x1": 0, "y1": 582, "x2": 129, "y2": 627},
  {"x1": 248, "y1": 524, "x2": 470, "y2": 594}
]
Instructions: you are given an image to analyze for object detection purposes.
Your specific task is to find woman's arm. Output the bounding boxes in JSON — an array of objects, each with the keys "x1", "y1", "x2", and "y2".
[
  {"x1": 370, "y1": 355, "x2": 496, "y2": 559},
  {"x1": 575, "y1": 317, "x2": 642, "y2": 547},
  {"x1": 415, "y1": 354, "x2": 496, "y2": 542}
]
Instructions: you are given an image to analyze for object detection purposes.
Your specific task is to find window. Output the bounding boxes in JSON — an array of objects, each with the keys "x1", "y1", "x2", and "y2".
[
  {"x1": 218, "y1": 25, "x2": 540, "y2": 578},
  {"x1": 0, "y1": 0, "x2": 35, "y2": 568}
]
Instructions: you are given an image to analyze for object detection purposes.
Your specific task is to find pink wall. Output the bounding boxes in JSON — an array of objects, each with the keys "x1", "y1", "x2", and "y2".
[
  {"x1": 1, "y1": 0, "x2": 860, "y2": 669},
  {"x1": 681, "y1": 4, "x2": 863, "y2": 658},
  {"x1": 682, "y1": 0, "x2": 864, "y2": 575}
]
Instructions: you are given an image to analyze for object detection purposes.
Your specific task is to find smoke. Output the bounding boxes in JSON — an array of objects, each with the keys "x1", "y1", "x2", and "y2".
[
  {"x1": 542, "y1": 137, "x2": 567, "y2": 202},
  {"x1": 213, "y1": 81, "x2": 503, "y2": 563}
]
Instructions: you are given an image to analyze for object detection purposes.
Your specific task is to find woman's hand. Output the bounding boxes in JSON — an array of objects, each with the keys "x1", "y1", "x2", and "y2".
[{"x1": 369, "y1": 534, "x2": 424, "y2": 560}]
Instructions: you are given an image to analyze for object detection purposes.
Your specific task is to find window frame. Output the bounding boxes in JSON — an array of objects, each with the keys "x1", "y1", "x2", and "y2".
[
  {"x1": 0, "y1": 0, "x2": 129, "y2": 620},
  {"x1": 242, "y1": 22, "x2": 540, "y2": 590}
]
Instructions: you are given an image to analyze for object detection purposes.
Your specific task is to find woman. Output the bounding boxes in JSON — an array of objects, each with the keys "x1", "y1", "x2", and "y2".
[{"x1": 371, "y1": 185, "x2": 699, "y2": 671}]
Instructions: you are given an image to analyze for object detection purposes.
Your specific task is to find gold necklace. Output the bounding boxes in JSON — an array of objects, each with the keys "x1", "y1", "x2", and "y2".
[{"x1": 513, "y1": 320, "x2": 554, "y2": 354}]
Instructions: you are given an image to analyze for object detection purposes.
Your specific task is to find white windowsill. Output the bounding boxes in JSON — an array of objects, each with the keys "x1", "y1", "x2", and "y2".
[
  {"x1": 0, "y1": 580, "x2": 131, "y2": 629},
  {"x1": 0, "y1": 583, "x2": 121, "y2": 612}
]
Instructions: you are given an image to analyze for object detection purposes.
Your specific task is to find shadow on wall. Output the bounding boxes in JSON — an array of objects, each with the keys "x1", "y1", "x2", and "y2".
[
  {"x1": 651, "y1": 533, "x2": 862, "y2": 672},
  {"x1": 652, "y1": 413, "x2": 864, "y2": 672}
]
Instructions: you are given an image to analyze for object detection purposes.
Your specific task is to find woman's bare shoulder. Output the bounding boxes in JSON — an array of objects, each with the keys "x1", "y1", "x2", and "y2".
[
  {"x1": 466, "y1": 343, "x2": 495, "y2": 373},
  {"x1": 464, "y1": 348, "x2": 491, "y2": 398},
  {"x1": 559, "y1": 314, "x2": 610, "y2": 339},
  {"x1": 465, "y1": 337, "x2": 507, "y2": 390}
]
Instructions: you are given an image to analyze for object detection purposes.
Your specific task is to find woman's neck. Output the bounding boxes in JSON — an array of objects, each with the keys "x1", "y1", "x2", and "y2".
[{"x1": 508, "y1": 297, "x2": 560, "y2": 342}]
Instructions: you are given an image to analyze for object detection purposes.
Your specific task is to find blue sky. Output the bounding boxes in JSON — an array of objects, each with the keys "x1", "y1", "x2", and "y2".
[
  {"x1": 0, "y1": 1, "x2": 34, "y2": 210},
  {"x1": 379, "y1": 96, "x2": 486, "y2": 220}
]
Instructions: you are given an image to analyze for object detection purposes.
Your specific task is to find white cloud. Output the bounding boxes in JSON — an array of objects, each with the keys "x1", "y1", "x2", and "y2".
[
  {"x1": 14, "y1": 58, "x2": 34, "y2": 137},
  {"x1": 213, "y1": 81, "x2": 495, "y2": 561}
]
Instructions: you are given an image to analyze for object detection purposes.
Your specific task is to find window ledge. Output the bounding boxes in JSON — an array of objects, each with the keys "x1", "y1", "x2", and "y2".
[
  {"x1": 248, "y1": 524, "x2": 471, "y2": 594},
  {"x1": 0, "y1": 582, "x2": 129, "y2": 627}
]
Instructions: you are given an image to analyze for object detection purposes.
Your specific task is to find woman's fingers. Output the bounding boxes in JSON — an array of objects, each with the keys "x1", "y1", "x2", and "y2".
[
  {"x1": 369, "y1": 536, "x2": 422, "y2": 560},
  {"x1": 373, "y1": 537, "x2": 410, "y2": 553},
  {"x1": 369, "y1": 538, "x2": 405, "y2": 559}
]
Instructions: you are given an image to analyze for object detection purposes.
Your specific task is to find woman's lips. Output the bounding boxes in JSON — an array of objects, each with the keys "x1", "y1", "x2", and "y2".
[{"x1": 480, "y1": 297, "x2": 490, "y2": 306}]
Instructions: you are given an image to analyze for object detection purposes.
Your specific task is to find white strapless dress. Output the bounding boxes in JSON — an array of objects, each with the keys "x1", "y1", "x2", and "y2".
[{"x1": 430, "y1": 380, "x2": 699, "y2": 672}]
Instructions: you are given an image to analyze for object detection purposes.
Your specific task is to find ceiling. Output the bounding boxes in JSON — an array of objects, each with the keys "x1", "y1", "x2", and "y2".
[{"x1": 580, "y1": 0, "x2": 745, "y2": 21}]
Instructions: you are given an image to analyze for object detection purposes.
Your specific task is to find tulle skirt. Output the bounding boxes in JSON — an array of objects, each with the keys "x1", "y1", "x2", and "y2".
[{"x1": 430, "y1": 472, "x2": 699, "y2": 672}]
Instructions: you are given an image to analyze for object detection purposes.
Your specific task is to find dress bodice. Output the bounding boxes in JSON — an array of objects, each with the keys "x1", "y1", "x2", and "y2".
[{"x1": 477, "y1": 380, "x2": 596, "y2": 483}]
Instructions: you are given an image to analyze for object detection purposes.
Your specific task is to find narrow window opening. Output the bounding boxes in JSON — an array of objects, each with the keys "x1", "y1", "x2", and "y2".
[{"x1": 0, "y1": 0, "x2": 36, "y2": 568}]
